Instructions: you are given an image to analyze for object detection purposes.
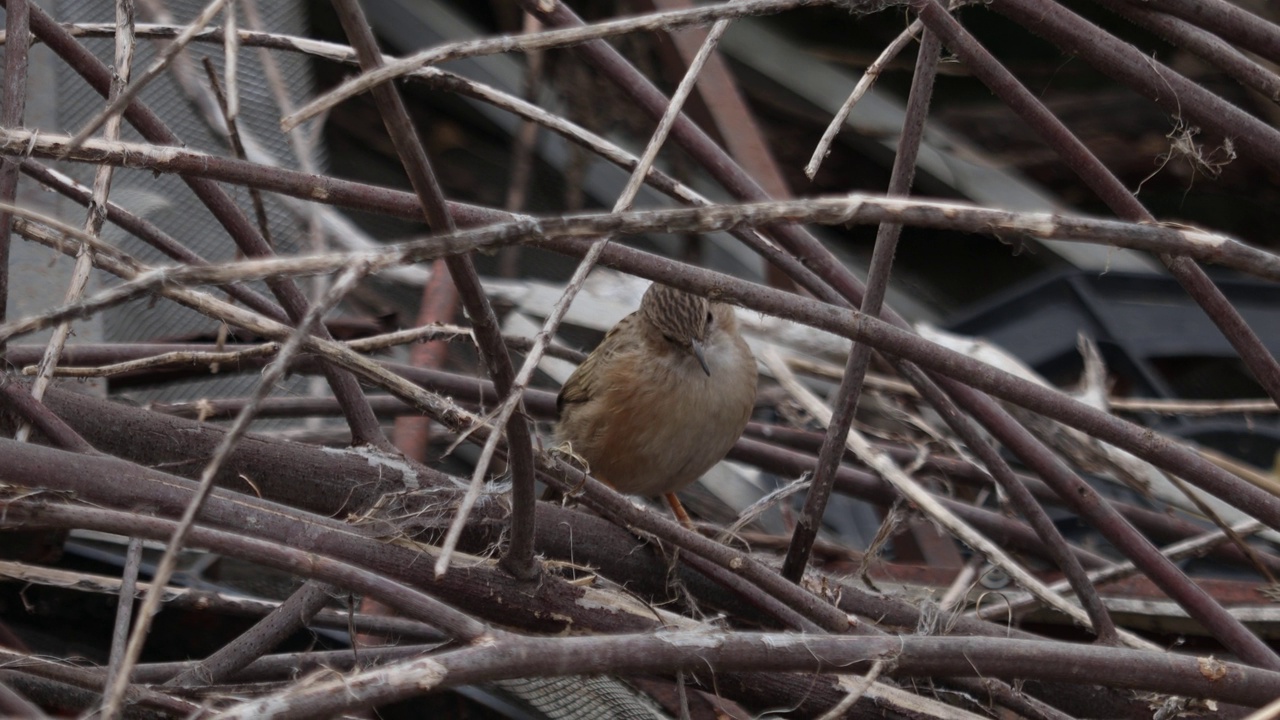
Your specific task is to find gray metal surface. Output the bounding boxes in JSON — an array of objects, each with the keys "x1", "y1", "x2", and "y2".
[{"x1": 42, "y1": 0, "x2": 323, "y2": 413}]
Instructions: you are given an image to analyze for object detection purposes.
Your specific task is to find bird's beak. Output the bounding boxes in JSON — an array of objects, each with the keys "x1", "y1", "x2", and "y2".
[{"x1": 691, "y1": 339, "x2": 711, "y2": 376}]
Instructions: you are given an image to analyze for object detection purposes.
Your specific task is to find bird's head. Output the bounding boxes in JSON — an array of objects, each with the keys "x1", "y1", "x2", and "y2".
[{"x1": 639, "y1": 283, "x2": 713, "y2": 376}]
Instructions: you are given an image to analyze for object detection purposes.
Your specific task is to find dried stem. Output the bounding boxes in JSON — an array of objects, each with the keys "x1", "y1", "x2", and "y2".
[
  {"x1": 498, "y1": 12, "x2": 544, "y2": 278},
  {"x1": 15, "y1": 0, "x2": 135, "y2": 444},
  {"x1": 805, "y1": 19, "x2": 921, "y2": 179},
  {"x1": 286, "y1": 0, "x2": 835, "y2": 131},
  {"x1": 102, "y1": 538, "x2": 143, "y2": 692},
  {"x1": 434, "y1": 18, "x2": 732, "y2": 577},
  {"x1": 65, "y1": 0, "x2": 229, "y2": 150},
  {"x1": 97, "y1": 264, "x2": 369, "y2": 717},
  {"x1": 0, "y1": 0, "x2": 29, "y2": 357},
  {"x1": 202, "y1": 57, "x2": 273, "y2": 248},
  {"x1": 816, "y1": 660, "x2": 886, "y2": 720},
  {"x1": 205, "y1": 631, "x2": 1280, "y2": 719},
  {"x1": 976, "y1": 519, "x2": 1265, "y2": 620},
  {"x1": 784, "y1": 28, "x2": 941, "y2": 582},
  {"x1": 765, "y1": 348, "x2": 1144, "y2": 648}
]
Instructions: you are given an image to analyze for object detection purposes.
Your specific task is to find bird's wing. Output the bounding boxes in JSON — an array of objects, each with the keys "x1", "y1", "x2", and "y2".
[{"x1": 556, "y1": 312, "x2": 639, "y2": 418}]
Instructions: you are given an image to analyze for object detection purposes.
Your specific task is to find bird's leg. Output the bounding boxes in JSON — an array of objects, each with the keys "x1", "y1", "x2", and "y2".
[{"x1": 664, "y1": 492, "x2": 695, "y2": 530}]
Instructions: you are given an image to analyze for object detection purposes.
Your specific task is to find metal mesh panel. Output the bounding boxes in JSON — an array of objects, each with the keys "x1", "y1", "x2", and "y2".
[
  {"x1": 50, "y1": 0, "x2": 329, "y2": 413},
  {"x1": 493, "y1": 676, "x2": 671, "y2": 720}
]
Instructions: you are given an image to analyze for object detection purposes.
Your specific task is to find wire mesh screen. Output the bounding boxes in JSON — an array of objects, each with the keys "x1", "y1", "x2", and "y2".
[{"x1": 50, "y1": 0, "x2": 327, "y2": 411}]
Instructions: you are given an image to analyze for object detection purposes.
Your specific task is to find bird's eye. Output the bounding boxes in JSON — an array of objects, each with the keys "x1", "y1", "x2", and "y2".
[
  {"x1": 705, "y1": 311, "x2": 714, "y2": 326},
  {"x1": 662, "y1": 333, "x2": 678, "y2": 344}
]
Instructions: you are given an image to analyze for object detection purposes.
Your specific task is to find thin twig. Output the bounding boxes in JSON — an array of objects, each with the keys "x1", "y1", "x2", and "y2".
[
  {"x1": 65, "y1": 0, "x2": 229, "y2": 151},
  {"x1": 433, "y1": 18, "x2": 734, "y2": 578},
  {"x1": 314, "y1": 0, "x2": 540, "y2": 578},
  {"x1": 97, "y1": 263, "x2": 369, "y2": 718},
  {"x1": 805, "y1": 20, "x2": 921, "y2": 179},
  {"x1": 498, "y1": 11, "x2": 545, "y2": 279},
  {"x1": 18, "y1": 324, "x2": 488, "y2": 378},
  {"x1": 238, "y1": 0, "x2": 318, "y2": 175},
  {"x1": 816, "y1": 660, "x2": 886, "y2": 720},
  {"x1": 222, "y1": 0, "x2": 238, "y2": 122},
  {"x1": 1109, "y1": 397, "x2": 1280, "y2": 415},
  {"x1": 784, "y1": 28, "x2": 941, "y2": 582},
  {"x1": 15, "y1": 0, "x2": 135, "y2": 443},
  {"x1": 203, "y1": 57, "x2": 273, "y2": 248},
  {"x1": 0, "y1": 0, "x2": 30, "y2": 356},
  {"x1": 18, "y1": 327, "x2": 585, "y2": 381},
  {"x1": 284, "y1": 0, "x2": 835, "y2": 132},
  {"x1": 1162, "y1": 472, "x2": 1278, "y2": 584},
  {"x1": 103, "y1": 538, "x2": 144, "y2": 690},
  {"x1": 974, "y1": 519, "x2": 1265, "y2": 620},
  {"x1": 763, "y1": 346, "x2": 1153, "y2": 650}
]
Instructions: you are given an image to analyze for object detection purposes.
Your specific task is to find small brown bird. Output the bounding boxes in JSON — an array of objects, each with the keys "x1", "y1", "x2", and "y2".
[{"x1": 555, "y1": 283, "x2": 758, "y2": 524}]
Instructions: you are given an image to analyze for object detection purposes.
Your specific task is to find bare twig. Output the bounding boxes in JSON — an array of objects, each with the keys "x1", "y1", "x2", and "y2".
[
  {"x1": 221, "y1": 0, "x2": 238, "y2": 122},
  {"x1": 975, "y1": 519, "x2": 1266, "y2": 620},
  {"x1": 16, "y1": 0, "x2": 135, "y2": 443},
  {"x1": 98, "y1": 263, "x2": 370, "y2": 718},
  {"x1": 498, "y1": 11, "x2": 545, "y2": 278},
  {"x1": 102, "y1": 538, "x2": 144, "y2": 691},
  {"x1": 320, "y1": 0, "x2": 539, "y2": 578},
  {"x1": 433, "y1": 17, "x2": 734, "y2": 578},
  {"x1": 816, "y1": 660, "x2": 886, "y2": 720},
  {"x1": 1109, "y1": 397, "x2": 1280, "y2": 415},
  {"x1": 65, "y1": 0, "x2": 229, "y2": 151},
  {"x1": 0, "y1": 0, "x2": 29, "y2": 355},
  {"x1": 285, "y1": 0, "x2": 837, "y2": 131},
  {"x1": 764, "y1": 347, "x2": 1151, "y2": 649},
  {"x1": 784, "y1": 27, "x2": 941, "y2": 582},
  {"x1": 806, "y1": 20, "x2": 921, "y2": 179},
  {"x1": 203, "y1": 57, "x2": 273, "y2": 248},
  {"x1": 20, "y1": 324, "x2": 485, "y2": 378},
  {"x1": 204, "y1": 631, "x2": 1280, "y2": 719}
]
